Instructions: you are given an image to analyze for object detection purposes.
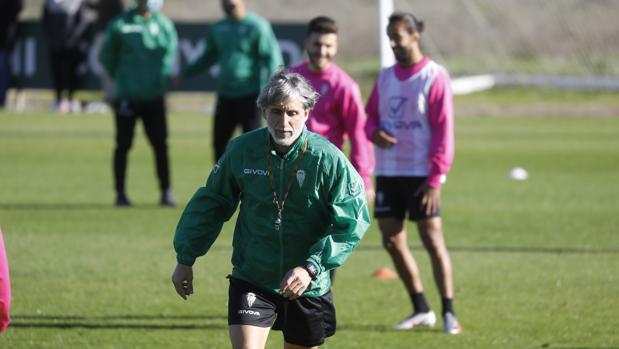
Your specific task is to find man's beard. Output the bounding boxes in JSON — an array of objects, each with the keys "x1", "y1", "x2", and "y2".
[
  {"x1": 223, "y1": 4, "x2": 235, "y2": 16},
  {"x1": 268, "y1": 127, "x2": 302, "y2": 147}
]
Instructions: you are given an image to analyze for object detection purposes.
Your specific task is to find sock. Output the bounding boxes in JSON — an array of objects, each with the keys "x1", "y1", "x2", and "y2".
[
  {"x1": 441, "y1": 298, "x2": 455, "y2": 315},
  {"x1": 410, "y1": 292, "x2": 430, "y2": 313}
]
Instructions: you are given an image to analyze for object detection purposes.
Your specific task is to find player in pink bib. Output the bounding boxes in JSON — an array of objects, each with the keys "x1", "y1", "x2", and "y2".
[
  {"x1": 290, "y1": 16, "x2": 375, "y2": 203},
  {"x1": 365, "y1": 12, "x2": 461, "y2": 335}
]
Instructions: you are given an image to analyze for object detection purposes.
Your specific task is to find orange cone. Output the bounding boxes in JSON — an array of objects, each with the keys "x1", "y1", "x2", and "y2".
[{"x1": 372, "y1": 266, "x2": 398, "y2": 280}]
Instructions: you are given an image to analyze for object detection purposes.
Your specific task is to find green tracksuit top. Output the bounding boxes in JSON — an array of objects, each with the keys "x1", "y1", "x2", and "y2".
[
  {"x1": 174, "y1": 128, "x2": 370, "y2": 297},
  {"x1": 99, "y1": 9, "x2": 177, "y2": 101},
  {"x1": 180, "y1": 13, "x2": 284, "y2": 98}
]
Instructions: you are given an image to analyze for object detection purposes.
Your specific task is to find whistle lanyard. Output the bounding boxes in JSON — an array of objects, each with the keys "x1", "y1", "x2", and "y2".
[{"x1": 265, "y1": 140, "x2": 308, "y2": 230}]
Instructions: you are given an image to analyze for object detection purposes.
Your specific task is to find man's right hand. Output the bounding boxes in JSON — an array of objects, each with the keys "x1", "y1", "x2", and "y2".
[
  {"x1": 171, "y1": 263, "x2": 194, "y2": 300},
  {"x1": 372, "y1": 129, "x2": 398, "y2": 149}
]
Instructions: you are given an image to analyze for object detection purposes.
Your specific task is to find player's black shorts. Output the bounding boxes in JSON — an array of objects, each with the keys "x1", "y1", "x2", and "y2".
[
  {"x1": 228, "y1": 276, "x2": 336, "y2": 347},
  {"x1": 374, "y1": 176, "x2": 441, "y2": 221}
]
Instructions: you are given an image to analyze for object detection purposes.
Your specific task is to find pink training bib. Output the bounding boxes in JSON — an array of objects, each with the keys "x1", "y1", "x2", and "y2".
[{"x1": 0, "y1": 227, "x2": 11, "y2": 333}]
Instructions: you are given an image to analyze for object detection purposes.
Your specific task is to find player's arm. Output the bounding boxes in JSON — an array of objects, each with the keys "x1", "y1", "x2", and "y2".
[
  {"x1": 98, "y1": 18, "x2": 120, "y2": 77},
  {"x1": 161, "y1": 18, "x2": 178, "y2": 77},
  {"x1": 180, "y1": 26, "x2": 218, "y2": 79},
  {"x1": 66, "y1": 5, "x2": 89, "y2": 48},
  {"x1": 281, "y1": 158, "x2": 369, "y2": 299},
  {"x1": 418, "y1": 69, "x2": 455, "y2": 214},
  {"x1": 365, "y1": 81, "x2": 398, "y2": 148},
  {"x1": 172, "y1": 152, "x2": 240, "y2": 299},
  {"x1": 257, "y1": 21, "x2": 284, "y2": 89},
  {"x1": 340, "y1": 82, "x2": 375, "y2": 195},
  {"x1": 306, "y1": 158, "x2": 370, "y2": 278}
]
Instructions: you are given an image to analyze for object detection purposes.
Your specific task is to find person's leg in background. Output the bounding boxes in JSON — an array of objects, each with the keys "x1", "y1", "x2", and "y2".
[
  {"x1": 141, "y1": 97, "x2": 175, "y2": 206},
  {"x1": 65, "y1": 46, "x2": 83, "y2": 113},
  {"x1": 49, "y1": 48, "x2": 69, "y2": 113},
  {"x1": 213, "y1": 96, "x2": 241, "y2": 161},
  {"x1": 376, "y1": 177, "x2": 437, "y2": 330},
  {"x1": 113, "y1": 99, "x2": 138, "y2": 206},
  {"x1": 238, "y1": 93, "x2": 261, "y2": 132},
  {"x1": 0, "y1": 50, "x2": 10, "y2": 108},
  {"x1": 416, "y1": 217, "x2": 461, "y2": 334}
]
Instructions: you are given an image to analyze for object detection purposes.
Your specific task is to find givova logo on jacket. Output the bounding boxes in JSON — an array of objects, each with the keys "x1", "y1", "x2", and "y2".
[{"x1": 243, "y1": 168, "x2": 270, "y2": 176}]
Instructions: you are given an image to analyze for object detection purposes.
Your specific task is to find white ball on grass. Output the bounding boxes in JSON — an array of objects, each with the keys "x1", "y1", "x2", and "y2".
[{"x1": 507, "y1": 167, "x2": 528, "y2": 181}]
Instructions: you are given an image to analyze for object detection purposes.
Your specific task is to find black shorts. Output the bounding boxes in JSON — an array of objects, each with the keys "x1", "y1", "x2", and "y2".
[
  {"x1": 228, "y1": 277, "x2": 336, "y2": 347},
  {"x1": 374, "y1": 176, "x2": 440, "y2": 221}
]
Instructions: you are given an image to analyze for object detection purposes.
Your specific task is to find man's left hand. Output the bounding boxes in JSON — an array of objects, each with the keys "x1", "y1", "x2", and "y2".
[
  {"x1": 415, "y1": 184, "x2": 441, "y2": 216},
  {"x1": 279, "y1": 267, "x2": 312, "y2": 300},
  {"x1": 366, "y1": 189, "x2": 376, "y2": 205}
]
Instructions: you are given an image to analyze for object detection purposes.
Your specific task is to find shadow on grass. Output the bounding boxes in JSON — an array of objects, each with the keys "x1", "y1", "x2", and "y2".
[
  {"x1": 355, "y1": 245, "x2": 619, "y2": 255},
  {"x1": 191, "y1": 245, "x2": 619, "y2": 255},
  {"x1": 13, "y1": 314, "x2": 226, "y2": 320},
  {"x1": 10, "y1": 314, "x2": 227, "y2": 330},
  {"x1": 336, "y1": 323, "x2": 440, "y2": 334},
  {"x1": 9, "y1": 322, "x2": 226, "y2": 330},
  {"x1": 11, "y1": 315, "x2": 443, "y2": 333},
  {"x1": 0, "y1": 203, "x2": 181, "y2": 211}
]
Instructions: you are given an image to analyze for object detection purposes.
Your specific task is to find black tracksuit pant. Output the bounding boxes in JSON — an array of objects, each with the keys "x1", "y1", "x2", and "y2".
[
  {"x1": 213, "y1": 94, "x2": 260, "y2": 161},
  {"x1": 113, "y1": 97, "x2": 170, "y2": 194},
  {"x1": 49, "y1": 47, "x2": 82, "y2": 101}
]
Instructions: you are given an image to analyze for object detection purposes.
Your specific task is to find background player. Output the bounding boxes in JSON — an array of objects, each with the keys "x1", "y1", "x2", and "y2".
[{"x1": 366, "y1": 12, "x2": 461, "y2": 335}]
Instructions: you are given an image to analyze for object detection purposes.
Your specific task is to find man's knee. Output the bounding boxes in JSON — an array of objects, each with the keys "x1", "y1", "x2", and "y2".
[
  {"x1": 378, "y1": 219, "x2": 405, "y2": 250},
  {"x1": 151, "y1": 139, "x2": 168, "y2": 153},
  {"x1": 115, "y1": 140, "x2": 133, "y2": 153},
  {"x1": 419, "y1": 220, "x2": 447, "y2": 254},
  {"x1": 381, "y1": 231, "x2": 407, "y2": 253}
]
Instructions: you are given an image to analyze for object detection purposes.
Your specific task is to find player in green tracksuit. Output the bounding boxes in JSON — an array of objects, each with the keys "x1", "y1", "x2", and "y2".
[
  {"x1": 172, "y1": 71, "x2": 370, "y2": 348},
  {"x1": 178, "y1": 0, "x2": 284, "y2": 161},
  {"x1": 99, "y1": 0, "x2": 177, "y2": 207}
]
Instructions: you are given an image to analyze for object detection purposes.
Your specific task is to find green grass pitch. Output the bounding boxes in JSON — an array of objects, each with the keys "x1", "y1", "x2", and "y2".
[{"x1": 0, "y1": 102, "x2": 618, "y2": 348}]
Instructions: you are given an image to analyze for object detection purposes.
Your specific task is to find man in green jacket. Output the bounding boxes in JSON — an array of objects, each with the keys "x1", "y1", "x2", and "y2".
[
  {"x1": 99, "y1": 0, "x2": 177, "y2": 207},
  {"x1": 172, "y1": 70, "x2": 370, "y2": 349},
  {"x1": 175, "y1": 0, "x2": 283, "y2": 161}
]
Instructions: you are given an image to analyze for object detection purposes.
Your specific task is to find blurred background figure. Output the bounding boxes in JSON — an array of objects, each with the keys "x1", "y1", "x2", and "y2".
[
  {"x1": 176, "y1": 0, "x2": 283, "y2": 161},
  {"x1": 0, "y1": 0, "x2": 23, "y2": 110},
  {"x1": 42, "y1": 0, "x2": 89, "y2": 114},
  {"x1": 366, "y1": 12, "x2": 460, "y2": 335},
  {"x1": 290, "y1": 16, "x2": 375, "y2": 204},
  {"x1": 99, "y1": 0, "x2": 178, "y2": 207},
  {"x1": 87, "y1": 0, "x2": 124, "y2": 105}
]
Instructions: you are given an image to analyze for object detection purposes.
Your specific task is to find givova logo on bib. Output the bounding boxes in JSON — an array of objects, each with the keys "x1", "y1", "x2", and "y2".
[{"x1": 388, "y1": 96, "x2": 408, "y2": 119}]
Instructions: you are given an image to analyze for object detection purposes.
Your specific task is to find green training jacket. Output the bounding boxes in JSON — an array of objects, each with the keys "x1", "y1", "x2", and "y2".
[
  {"x1": 180, "y1": 13, "x2": 284, "y2": 98},
  {"x1": 99, "y1": 9, "x2": 177, "y2": 101},
  {"x1": 174, "y1": 128, "x2": 370, "y2": 297}
]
